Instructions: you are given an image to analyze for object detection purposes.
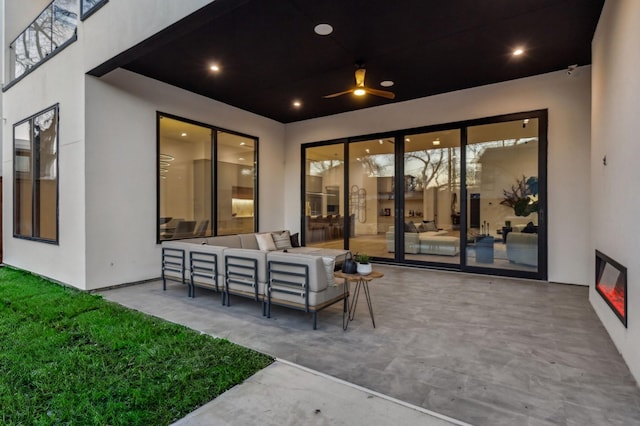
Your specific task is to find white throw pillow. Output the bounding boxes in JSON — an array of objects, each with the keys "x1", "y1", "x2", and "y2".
[
  {"x1": 256, "y1": 233, "x2": 277, "y2": 251},
  {"x1": 272, "y1": 231, "x2": 292, "y2": 250},
  {"x1": 322, "y1": 257, "x2": 337, "y2": 287}
]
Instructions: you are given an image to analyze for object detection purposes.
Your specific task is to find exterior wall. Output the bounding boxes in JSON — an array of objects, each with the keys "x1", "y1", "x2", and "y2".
[
  {"x1": 2, "y1": 39, "x2": 87, "y2": 287},
  {"x1": 285, "y1": 68, "x2": 592, "y2": 286},
  {"x1": 591, "y1": 0, "x2": 640, "y2": 383},
  {"x1": 84, "y1": 69, "x2": 284, "y2": 290}
]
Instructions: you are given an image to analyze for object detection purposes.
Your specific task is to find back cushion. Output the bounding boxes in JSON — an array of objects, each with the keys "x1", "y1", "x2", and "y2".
[
  {"x1": 239, "y1": 233, "x2": 259, "y2": 249},
  {"x1": 272, "y1": 231, "x2": 293, "y2": 250},
  {"x1": 256, "y1": 233, "x2": 277, "y2": 251}
]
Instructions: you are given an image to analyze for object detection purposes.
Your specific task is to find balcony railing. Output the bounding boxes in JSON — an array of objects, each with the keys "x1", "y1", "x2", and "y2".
[{"x1": 8, "y1": 0, "x2": 78, "y2": 83}]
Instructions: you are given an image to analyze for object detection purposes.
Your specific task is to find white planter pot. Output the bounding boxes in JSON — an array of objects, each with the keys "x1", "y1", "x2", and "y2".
[{"x1": 357, "y1": 262, "x2": 372, "y2": 275}]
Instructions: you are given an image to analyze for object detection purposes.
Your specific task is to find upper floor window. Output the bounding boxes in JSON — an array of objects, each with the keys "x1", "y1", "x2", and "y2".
[
  {"x1": 9, "y1": 0, "x2": 78, "y2": 83},
  {"x1": 81, "y1": 0, "x2": 108, "y2": 20},
  {"x1": 14, "y1": 105, "x2": 60, "y2": 243}
]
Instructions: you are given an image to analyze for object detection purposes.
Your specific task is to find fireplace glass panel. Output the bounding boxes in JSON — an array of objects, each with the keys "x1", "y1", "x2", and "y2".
[{"x1": 595, "y1": 250, "x2": 627, "y2": 327}]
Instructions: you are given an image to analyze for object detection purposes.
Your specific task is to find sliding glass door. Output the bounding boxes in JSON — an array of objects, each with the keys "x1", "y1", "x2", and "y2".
[
  {"x1": 402, "y1": 130, "x2": 461, "y2": 265},
  {"x1": 301, "y1": 110, "x2": 546, "y2": 280},
  {"x1": 463, "y1": 117, "x2": 544, "y2": 276}
]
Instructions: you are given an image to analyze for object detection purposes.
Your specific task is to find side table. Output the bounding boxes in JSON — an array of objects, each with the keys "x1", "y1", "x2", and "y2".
[{"x1": 334, "y1": 270, "x2": 384, "y2": 330}]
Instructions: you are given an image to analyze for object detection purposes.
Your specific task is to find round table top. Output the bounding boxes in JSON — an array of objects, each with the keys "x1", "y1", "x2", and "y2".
[{"x1": 334, "y1": 270, "x2": 384, "y2": 281}]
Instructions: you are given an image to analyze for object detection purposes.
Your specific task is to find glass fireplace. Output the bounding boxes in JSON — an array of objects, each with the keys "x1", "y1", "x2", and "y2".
[{"x1": 595, "y1": 250, "x2": 627, "y2": 327}]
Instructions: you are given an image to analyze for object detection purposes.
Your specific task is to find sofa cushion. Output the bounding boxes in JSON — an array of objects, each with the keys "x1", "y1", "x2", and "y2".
[
  {"x1": 239, "y1": 233, "x2": 260, "y2": 249},
  {"x1": 256, "y1": 233, "x2": 277, "y2": 251},
  {"x1": 423, "y1": 221, "x2": 438, "y2": 232},
  {"x1": 405, "y1": 221, "x2": 418, "y2": 233},
  {"x1": 272, "y1": 231, "x2": 293, "y2": 250},
  {"x1": 290, "y1": 232, "x2": 300, "y2": 247}
]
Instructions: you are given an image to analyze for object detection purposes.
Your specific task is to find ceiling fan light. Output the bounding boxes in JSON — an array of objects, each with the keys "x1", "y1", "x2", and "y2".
[{"x1": 353, "y1": 88, "x2": 366, "y2": 96}]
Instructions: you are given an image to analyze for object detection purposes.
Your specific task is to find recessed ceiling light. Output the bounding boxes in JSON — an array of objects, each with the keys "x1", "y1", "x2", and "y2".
[
  {"x1": 210, "y1": 64, "x2": 220, "y2": 72},
  {"x1": 181, "y1": 132, "x2": 187, "y2": 137},
  {"x1": 513, "y1": 47, "x2": 524, "y2": 56},
  {"x1": 365, "y1": 148, "x2": 370, "y2": 153},
  {"x1": 432, "y1": 138, "x2": 440, "y2": 146},
  {"x1": 380, "y1": 80, "x2": 394, "y2": 87},
  {"x1": 353, "y1": 88, "x2": 366, "y2": 96},
  {"x1": 379, "y1": 140, "x2": 383, "y2": 144},
  {"x1": 405, "y1": 138, "x2": 411, "y2": 142},
  {"x1": 240, "y1": 142, "x2": 246, "y2": 146},
  {"x1": 314, "y1": 23, "x2": 333, "y2": 36},
  {"x1": 238, "y1": 157, "x2": 245, "y2": 161},
  {"x1": 293, "y1": 100, "x2": 302, "y2": 108}
]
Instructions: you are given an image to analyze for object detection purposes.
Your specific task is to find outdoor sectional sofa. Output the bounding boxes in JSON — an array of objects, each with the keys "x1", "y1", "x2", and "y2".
[{"x1": 160, "y1": 231, "x2": 349, "y2": 329}]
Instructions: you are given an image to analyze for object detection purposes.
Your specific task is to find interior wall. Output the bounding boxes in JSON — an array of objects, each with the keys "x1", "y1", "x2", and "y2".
[
  {"x1": 84, "y1": 68, "x2": 284, "y2": 290},
  {"x1": 591, "y1": 0, "x2": 640, "y2": 383},
  {"x1": 285, "y1": 68, "x2": 592, "y2": 286}
]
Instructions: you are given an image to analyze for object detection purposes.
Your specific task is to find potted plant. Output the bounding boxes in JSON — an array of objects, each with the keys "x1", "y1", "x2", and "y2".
[
  {"x1": 500, "y1": 175, "x2": 539, "y2": 217},
  {"x1": 355, "y1": 253, "x2": 372, "y2": 275}
]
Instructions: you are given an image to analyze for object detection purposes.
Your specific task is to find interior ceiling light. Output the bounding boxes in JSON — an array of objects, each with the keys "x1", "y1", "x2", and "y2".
[
  {"x1": 314, "y1": 23, "x2": 333, "y2": 36},
  {"x1": 238, "y1": 157, "x2": 245, "y2": 161},
  {"x1": 159, "y1": 154, "x2": 175, "y2": 161},
  {"x1": 365, "y1": 148, "x2": 370, "y2": 153},
  {"x1": 405, "y1": 138, "x2": 411, "y2": 142},
  {"x1": 293, "y1": 100, "x2": 302, "y2": 108},
  {"x1": 378, "y1": 140, "x2": 383, "y2": 144},
  {"x1": 181, "y1": 132, "x2": 187, "y2": 137},
  {"x1": 433, "y1": 138, "x2": 441, "y2": 146},
  {"x1": 240, "y1": 142, "x2": 246, "y2": 146},
  {"x1": 210, "y1": 64, "x2": 220, "y2": 72},
  {"x1": 380, "y1": 80, "x2": 394, "y2": 87},
  {"x1": 513, "y1": 47, "x2": 524, "y2": 56},
  {"x1": 353, "y1": 88, "x2": 366, "y2": 96},
  {"x1": 159, "y1": 161, "x2": 170, "y2": 167}
]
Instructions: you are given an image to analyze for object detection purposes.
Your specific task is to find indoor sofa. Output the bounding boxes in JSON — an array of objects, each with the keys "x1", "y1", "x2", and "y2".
[
  {"x1": 506, "y1": 228, "x2": 538, "y2": 267},
  {"x1": 386, "y1": 224, "x2": 450, "y2": 254}
]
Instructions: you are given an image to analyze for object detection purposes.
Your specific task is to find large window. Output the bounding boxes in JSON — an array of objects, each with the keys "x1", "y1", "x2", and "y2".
[
  {"x1": 14, "y1": 105, "x2": 59, "y2": 243},
  {"x1": 9, "y1": 0, "x2": 78, "y2": 83},
  {"x1": 157, "y1": 114, "x2": 258, "y2": 241}
]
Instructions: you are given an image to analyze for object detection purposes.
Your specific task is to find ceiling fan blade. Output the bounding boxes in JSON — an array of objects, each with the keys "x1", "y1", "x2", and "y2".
[
  {"x1": 355, "y1": 68, "x2": 366, "y2": 87},
  {"x1": 323, "y1": 89, "x2": 354, "y2": 98},
  {"x1": 366, "y1": 87, "x2": 396, "y2": 99}
]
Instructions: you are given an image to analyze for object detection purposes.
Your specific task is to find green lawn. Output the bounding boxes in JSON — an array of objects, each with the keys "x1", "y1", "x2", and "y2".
[{"x1": 0, "y1": 267, "x2": 273, "y2": 425}]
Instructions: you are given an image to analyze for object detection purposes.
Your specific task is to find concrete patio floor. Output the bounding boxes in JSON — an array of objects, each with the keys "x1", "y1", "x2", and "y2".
[{"x1": 99, "y1": 265, "x2": 640, "y2": 425}]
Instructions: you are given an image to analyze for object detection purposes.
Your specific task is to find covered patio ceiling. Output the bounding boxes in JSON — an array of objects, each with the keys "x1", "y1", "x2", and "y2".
[{"x1": 89, "y1": 0, "x2": 604, "y2": 123}]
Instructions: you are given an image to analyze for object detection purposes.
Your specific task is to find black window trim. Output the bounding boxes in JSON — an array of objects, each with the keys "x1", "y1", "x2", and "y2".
[
  {"x1": 80, "y1": 0, "x2": 109, "y2": 21},
  {"x1": 156, "y1": 111, "x2": 260, "y2": 244},
  {"x1": 13, "y1": 103, "x2": 61, "y2": 245}
]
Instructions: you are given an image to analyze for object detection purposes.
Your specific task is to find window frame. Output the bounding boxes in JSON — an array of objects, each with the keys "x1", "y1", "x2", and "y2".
[
  {"x1": 156, "y1": 112, "x2": 259, "y2": 243},
  {"x1": 13, "y1": 104, "x2": 60, "y2": 244},
  {"x1": 80, "y1": 0, "x2": 108, "y2": 21}
]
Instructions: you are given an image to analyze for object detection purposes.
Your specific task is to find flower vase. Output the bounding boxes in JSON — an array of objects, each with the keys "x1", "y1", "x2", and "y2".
[{"x1": 357, "y1": 262, "x2": 372, "y2": 275}]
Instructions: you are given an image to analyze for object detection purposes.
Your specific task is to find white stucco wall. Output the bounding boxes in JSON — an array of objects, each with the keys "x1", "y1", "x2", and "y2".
[
  {"x1": 285, "y1": 68, "x2": 592, "y2": 286},
  {"x1": 84, "y1": 69, "x2": 284, "y2": 290},
  {"x1": 591, "y1": 0, "x2": 640, "y2": 383},
  {"x1": 2, "y1": 40, "x2": 87, "y2": 287}
]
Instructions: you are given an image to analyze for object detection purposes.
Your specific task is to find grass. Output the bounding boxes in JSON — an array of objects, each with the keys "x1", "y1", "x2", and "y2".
[{"x1": 0, "y1": 268, "x2": 274, "y2": 425}]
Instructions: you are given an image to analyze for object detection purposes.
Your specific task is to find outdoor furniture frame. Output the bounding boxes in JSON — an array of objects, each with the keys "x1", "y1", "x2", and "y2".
[
  {"x1": 224, "y1": 255, "x2": 260, "y2": 306},
  {"x1": 162, "y1": 247, "x2": 186, "y2": 292},
  {"x1": 265, "y1": 259, "x2": 348, "y2": 330},
  {"x1": 189, "y1": 251, "x2": 219, "y2": 299}
]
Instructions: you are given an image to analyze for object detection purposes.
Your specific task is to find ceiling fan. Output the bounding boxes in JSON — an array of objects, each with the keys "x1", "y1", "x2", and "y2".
[{"x1": 323, "y1": 65, "x2": 395, "y2": 100}]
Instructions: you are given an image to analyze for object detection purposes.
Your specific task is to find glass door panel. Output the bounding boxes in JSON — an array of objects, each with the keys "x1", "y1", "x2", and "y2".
[
  {"x1": 348, "y1": 138, "x2": 395, "y2": 258},
  {"x1": 304, "y1": 144, "x2": 344, "y2": 247},
  {"x1": 464, "y1": 118, "x2": 540, "y2": 273},
  {"x1": 217, "y1": 131, "x2": 257, "y2": 235},
  {"x1": 403, "y1": 130, "x2": 461, "y2": 264}
]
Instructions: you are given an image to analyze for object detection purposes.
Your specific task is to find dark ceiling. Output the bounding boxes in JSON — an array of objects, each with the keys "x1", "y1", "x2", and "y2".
[{"x1": 89, "y1": 0, "x2": 604, "y2": 124}]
